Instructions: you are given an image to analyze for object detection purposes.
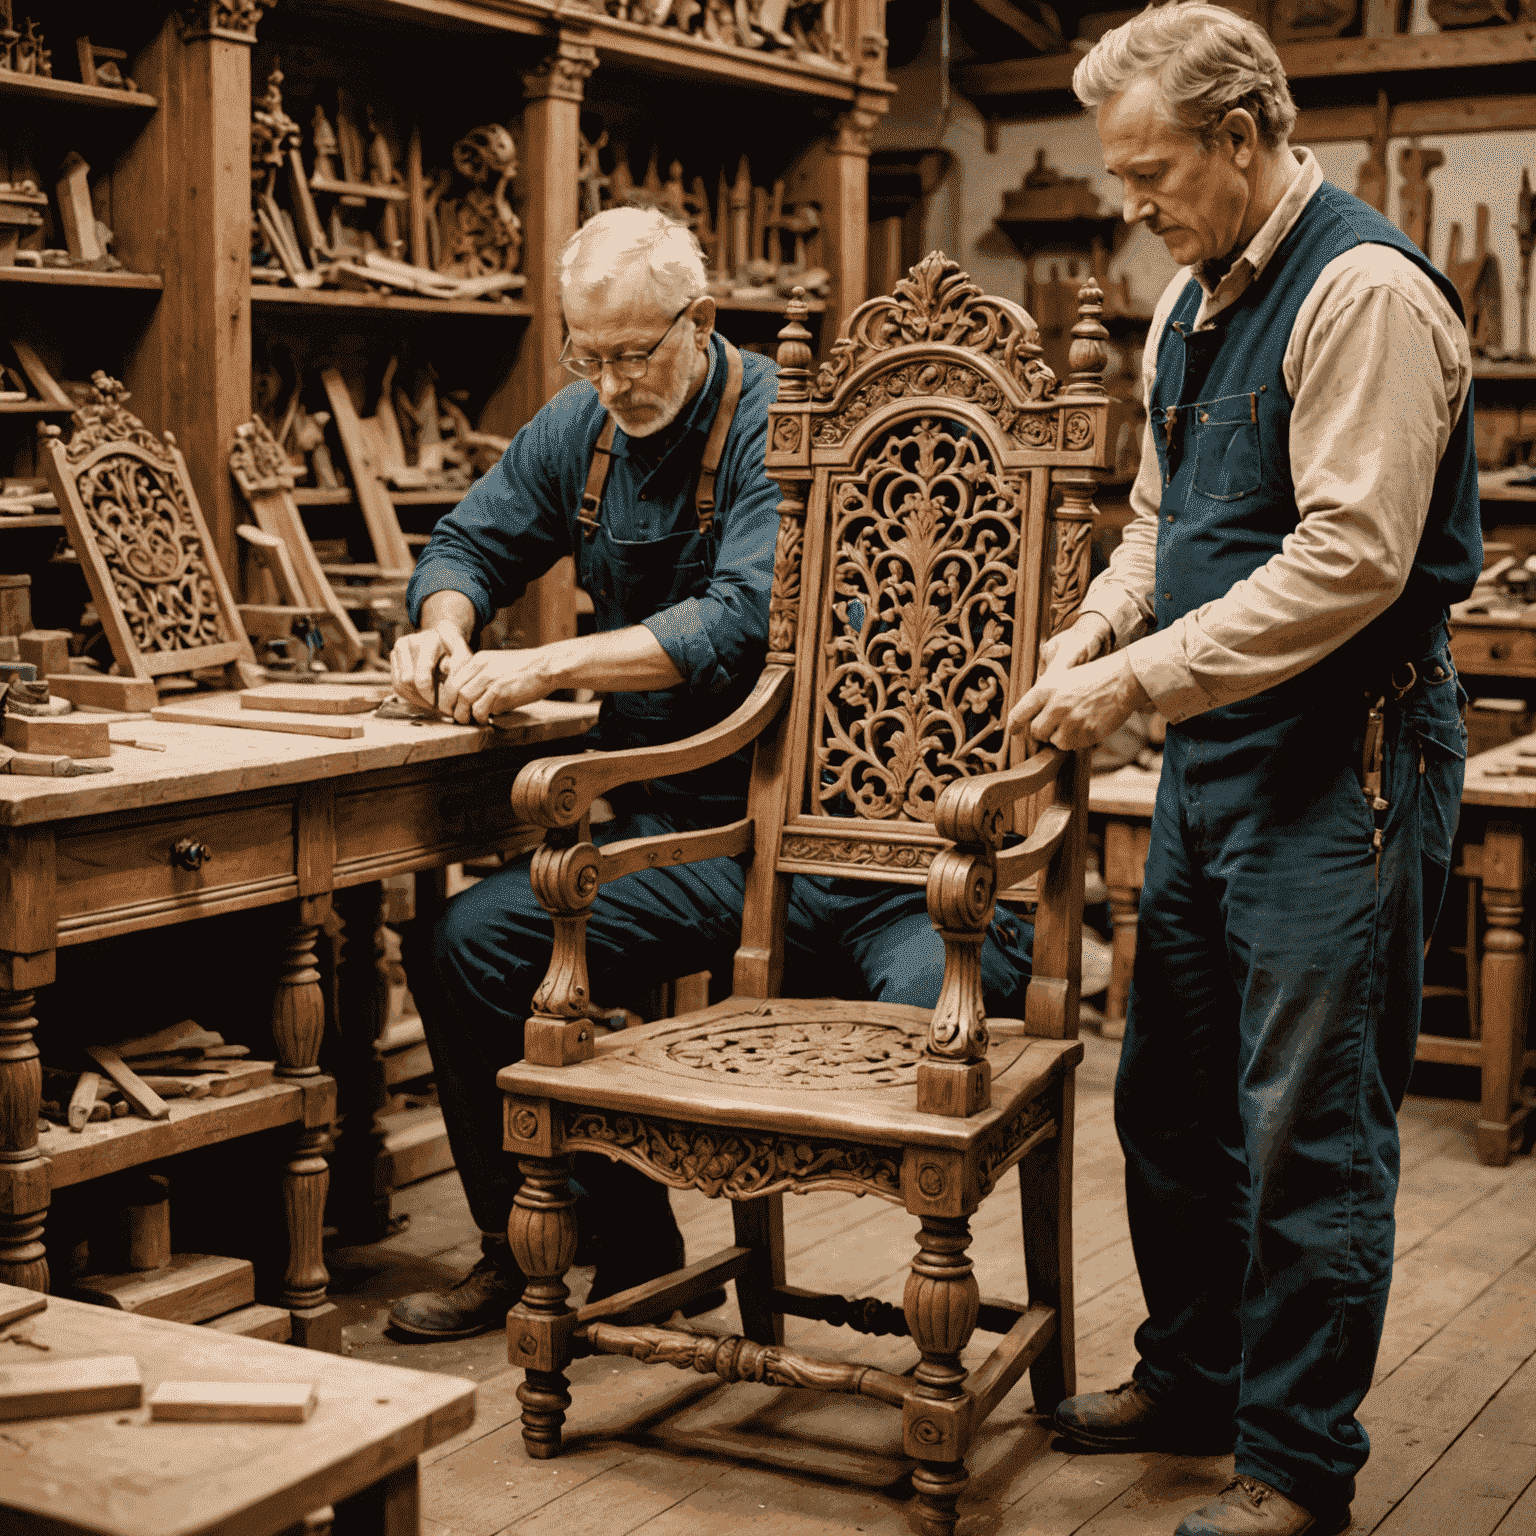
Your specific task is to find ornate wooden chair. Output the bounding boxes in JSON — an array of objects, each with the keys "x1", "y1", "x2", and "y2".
[{"x1": 497, "y1": 253, "x2": 1111, "y2": 1536}]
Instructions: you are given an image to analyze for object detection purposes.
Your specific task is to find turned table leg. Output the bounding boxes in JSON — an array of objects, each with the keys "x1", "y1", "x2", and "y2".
[
  {"x1": 275, "y1": 908, "x2": 342, "y2": 1350},
  {"x1": 333, "y1": 882, "x2": 392, "y2": 1244},
  {"x1": 507, "y1": 1155, "x2": 578, "y2": 1459},
  {"x1": 0, "y1": 983, "x2": 49, "y2": 1291},
  {"x1": 1102, "y1": 819, "x2": 1148, "y2": 1042},
  {"x1": 904, "y1": 1213, "x2": 981, "y2": 1536},
  {"x1": 1477, "y1": 823, "x2": 1531, "y2": 1167}
]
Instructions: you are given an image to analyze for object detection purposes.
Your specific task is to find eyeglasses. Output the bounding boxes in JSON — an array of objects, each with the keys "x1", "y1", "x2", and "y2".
[{"x1": 559, "y1": 301, "x2": 694, "y2": 383}]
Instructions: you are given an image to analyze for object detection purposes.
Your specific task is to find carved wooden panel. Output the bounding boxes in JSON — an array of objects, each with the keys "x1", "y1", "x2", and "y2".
[
  {"x1": 41, "y1": 375, "x2": 254, "y2": 682},
  {"x1": 813, "y1": 417, "x2": 1021, "y2": 825}
]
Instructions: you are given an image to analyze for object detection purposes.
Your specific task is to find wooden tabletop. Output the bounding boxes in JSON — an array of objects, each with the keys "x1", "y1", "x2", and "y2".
[
  {"x1": 0, "y1": 696, "x2": 599, "y2": 827},
  {"x1": 1461, "y1": 733, "x2": 1536, "y2": 810},
  {"x1": 1088, "y1": 763, "x2": 1161, "y2": 818},
  {"x1": 0, "y1": 1287, "x2": 474, "y2": 1536}
]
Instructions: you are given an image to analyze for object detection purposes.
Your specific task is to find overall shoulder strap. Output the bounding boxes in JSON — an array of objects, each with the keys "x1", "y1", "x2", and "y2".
[
  {"x1": 577, "y1": 416, "x2": 616, "y2": 541},
  {"x1": 694, "y1": 338, "x2": 745, "y2": 537}
]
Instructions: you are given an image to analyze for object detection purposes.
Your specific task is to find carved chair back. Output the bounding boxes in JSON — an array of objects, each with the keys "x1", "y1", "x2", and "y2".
[
  {"x1": 40, "y1": 373, "x2": 258, "y2": 685},
  {"x1": 735, "y1": 254, "x2": 1110, "y2": 1024}
]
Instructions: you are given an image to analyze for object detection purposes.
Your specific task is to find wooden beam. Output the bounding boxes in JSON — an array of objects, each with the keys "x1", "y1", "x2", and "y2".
[
  {"x1": 1295, "y1": 93, "x2": 1536, "y2": 143},
  {"x1": 968, "y1": 0, "x2": 1066, "y2": 56}
]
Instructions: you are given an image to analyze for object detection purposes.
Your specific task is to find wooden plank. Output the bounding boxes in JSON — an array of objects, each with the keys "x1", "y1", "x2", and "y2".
[
  {"x1": 148, "y1": 1380, "x2": 318, "y2": 1423},
  {"x1": 381, "y1": 1106, "x2": 454, "y2": 1188},
  {"x1": 1373, "y1": 1429, "x2": 1536, "y2": 1535},
  {"x1": 84, "y1": 1045, "x2": 170, "y2": 1120},
  {"x1": 2, "y1": 714, "x2": 110, "y2": 758},
  {"x1": 0, "y1": 1355, "x2": 142, "y2": 1421},
  {"x1": 1295, "y1": 94, "x2": 1536, "y2": 143},
  {"x1": 72, "y1": 1253, "x2": 256, "y2": 1324},
  {"x1": 240, "y1": 686, "x2": 385, "y2": 715},
  {"x1": 204, "y1": 1304, "x2": 294, "y2": 1343},
  {"x1": 0, "y1": 1284, "x2": 46, "y2": 1329},
  {"x1": 44, "y1": 672, "x2": 159, "y2": 713},
  {"x1": 320, "y1": 368, "x2": 415, "y2": 573},
  {"x1": 151, "y1": 705, "x2": 365, "y2": 739}
]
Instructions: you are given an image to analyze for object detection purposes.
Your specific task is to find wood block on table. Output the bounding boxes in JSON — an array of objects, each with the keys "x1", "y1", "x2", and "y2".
[
  {"x1": 240, "y1": 684, "x2": 388, "y2": 715},
  {"x1": 47, "y1": 672, "x2": 159, "y2": 712},
  {"x1": 0, "y1": 1284, "x2": 46, "y2": 1329},
  {"x1": 203, "y1": 1059, "x2": 276, "y2": 1097},
  {"x1": 72, "y1": 1253, "x2": 255, "y2": 1324},
  {"x1": 151, "y1": 704, "x2": 365, "y2": 739},
  {"x1": 0, "y1": 1355, "x2": 142, "y2": 1421},
  {"x1": 2, "y1": 713, "x2": 110, "y2": 758},
  {"x1": 17, "y1": 628, "x2": 70, "y2": 677},
  {"x1": 84, "y1": 1045, "x2": 170, "y2": 1119},
  {"x1": 148, "y1": 1379, "x2": 317, "y2": 1423},
  {"x1": 204, "y1": 1303, "x2": 293, "y2": 1343}
]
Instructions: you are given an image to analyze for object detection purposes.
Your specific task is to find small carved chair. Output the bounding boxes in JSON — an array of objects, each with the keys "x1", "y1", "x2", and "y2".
[{"x1": 498, "y1": 254, "x2": 1111, "y2": 1536}]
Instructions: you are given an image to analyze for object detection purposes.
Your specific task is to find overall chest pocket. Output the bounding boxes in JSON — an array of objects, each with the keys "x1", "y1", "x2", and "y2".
[
  {"x1": 1189, "y1": 391, "x2": 1262, "y2": 502},
  {"x1": 585, "y1": 526, "x2": 710, "y2": 621}
]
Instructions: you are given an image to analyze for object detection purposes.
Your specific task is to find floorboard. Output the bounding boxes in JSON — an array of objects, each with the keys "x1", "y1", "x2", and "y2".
[{"x1": 325, "y1": 1030, "x2": 1536, "y2": 1536}]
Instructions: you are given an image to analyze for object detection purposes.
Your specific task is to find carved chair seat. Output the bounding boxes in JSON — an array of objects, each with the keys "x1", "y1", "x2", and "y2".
[{"x1": 497, "y1": 254, "x2": 1111, "y2": 1536}]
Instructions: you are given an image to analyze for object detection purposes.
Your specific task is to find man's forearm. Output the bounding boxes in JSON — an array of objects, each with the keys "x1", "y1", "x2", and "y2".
[
  {"x1": 419, "y1": 589, "x2": 478, "y2": 643},
  {"x1": 537, "y1": 625, "x2": 685, "y2": 694}
]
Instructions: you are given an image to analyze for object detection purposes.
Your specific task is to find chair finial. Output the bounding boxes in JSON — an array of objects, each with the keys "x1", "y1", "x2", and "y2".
[
  {"x1": 1065, "y1": 279, "x2": 1110, "y2": 398},
  {"x1": 776, "y1": 287, "x2": 815, "y2": 403}
]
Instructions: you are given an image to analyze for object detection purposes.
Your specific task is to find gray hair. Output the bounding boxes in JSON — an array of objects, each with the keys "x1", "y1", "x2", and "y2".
[
  {"x1": 558, "y1": 207, "x2": 707, "y2": 312},
  {"x1": 1073, "y1": 2, "x2": 1297, "y2": 149}
]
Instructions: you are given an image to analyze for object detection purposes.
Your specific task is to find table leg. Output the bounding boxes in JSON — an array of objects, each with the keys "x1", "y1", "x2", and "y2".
[
  {"x1": 333, "y1": 883, "x2": 392, "y2": 1244},
  {"x1": 1477, "y1": 823, "x2": 1532, "y2": 1167},
  {"x1": 0, "y1": 985, "x2": 48, "y2": 1291},
  {"x1": 275, "y1": 908, "x2": 342, "y2": 1350}
]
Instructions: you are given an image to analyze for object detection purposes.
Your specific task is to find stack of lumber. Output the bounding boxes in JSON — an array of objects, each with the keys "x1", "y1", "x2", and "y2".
[{"x1": 40, "y1": 1020, "x2": 275, "y2": 1131}]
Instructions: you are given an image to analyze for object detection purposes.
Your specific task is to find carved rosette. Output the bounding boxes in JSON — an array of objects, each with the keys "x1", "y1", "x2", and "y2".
[
  {"x1": 641, "y1": 1017, "x2": 924, "y2": 1089},
  {"x1": 521, "y1": 39, "x2": 598, "y2": 103},
  {"x1": 813, "y1": 252, "x2": 1054, "y2": 405},
  {"x1": 562, "y1": 1108, "x2": 904, "y2": 1202},
  {"x1": 178, "y1": 0, "x2": 272, "y2": 42},
  {"x1": 815, "y1": 419, "x2": 1020, "y2": 824},
  {"x1": 230, "y1": 415, "x2": 296, "y2": 494}
]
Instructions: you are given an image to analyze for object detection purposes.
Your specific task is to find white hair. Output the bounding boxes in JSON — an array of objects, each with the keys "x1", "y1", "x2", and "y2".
[
  {"x1": 1073, "y1": 2, "x2": 1297, "y2": 149},
  {"x1": 557, "y1": 207, "x2": 707, "y2": 312}
]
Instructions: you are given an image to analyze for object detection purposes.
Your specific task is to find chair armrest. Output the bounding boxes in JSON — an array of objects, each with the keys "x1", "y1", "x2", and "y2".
[
  {"x1": 511, "y1": 665, "x2": 794, "y2": 829},
  {"x1": 933, "y1": 747, "x2": 1067, "y2": 849}
]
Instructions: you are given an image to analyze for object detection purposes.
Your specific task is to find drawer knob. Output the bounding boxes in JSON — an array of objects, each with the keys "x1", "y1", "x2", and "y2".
[
  {"x1": 172, "y1": 837, "x2": 214, "y2": 872},
  {"x1": 1491, "y1": 642, "x2": 1512, "y2": 660}
]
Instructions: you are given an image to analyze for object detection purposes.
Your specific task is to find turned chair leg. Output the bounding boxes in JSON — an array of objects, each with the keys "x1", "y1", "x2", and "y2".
[
  {"x1": 904, "y1": 1212, "x2": 981, "y2": 1536},
  {"x1": 506, "y1": 1155, "x2": 578, "y2": 1459},
  {"x1": 1018, "y1": 1076, "x2": 1076, "y2": 1412},
  {"x1": 731, "y1": 1192, "x2": 785, "y2": 1345}
]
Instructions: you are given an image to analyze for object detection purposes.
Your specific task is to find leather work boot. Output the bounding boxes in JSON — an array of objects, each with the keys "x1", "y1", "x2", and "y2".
[
  {"x1": 1175, "y1": 1476, "x2": 1351, "y2": 1535},
  {"x1": 389, "y1": 1235, "x2": 527, "y2": 1340},
  {"x1": 1054, "y1": 1380, "x2": 1234, "y2": 1454}
]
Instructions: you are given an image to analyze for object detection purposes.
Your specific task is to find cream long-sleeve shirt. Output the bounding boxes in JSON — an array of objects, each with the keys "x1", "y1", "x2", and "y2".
[{"x1": 1077, "y1": 149, "x2": 1472, "y2": 724}]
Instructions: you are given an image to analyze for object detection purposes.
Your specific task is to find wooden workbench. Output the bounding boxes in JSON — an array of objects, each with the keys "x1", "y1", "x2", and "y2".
[
  {"x1": 0, "y1": 695, "x2": 596, "y2": 1341},
  {"x1": 0, "y1": 1283, "x2": 474, "y2": 1536}
]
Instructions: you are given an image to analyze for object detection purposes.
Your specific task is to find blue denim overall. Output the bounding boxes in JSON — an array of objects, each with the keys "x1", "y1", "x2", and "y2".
[{"x1": 1118, "y1": 182, "x2": 1481, "y2": 1515}]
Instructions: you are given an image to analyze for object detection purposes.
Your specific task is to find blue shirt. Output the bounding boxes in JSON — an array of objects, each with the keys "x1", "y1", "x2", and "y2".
[{"x1": 407, "y1": 332, "x2": 781, "y2": 813}]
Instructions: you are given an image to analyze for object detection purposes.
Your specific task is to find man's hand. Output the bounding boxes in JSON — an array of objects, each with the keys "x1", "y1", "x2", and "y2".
[
  {"x1": 442, "y1": 647, "x2": 557, "y2": 725},
  {"x1": 391, "y1": 623, "x2": 473, "y2": 712},
  {"x1": 1008, "y1": 650, "x2": 1152, "y2": 751},
  {"x1": 1038, "y1": 612, "x2": 1113, "y2": 675}
]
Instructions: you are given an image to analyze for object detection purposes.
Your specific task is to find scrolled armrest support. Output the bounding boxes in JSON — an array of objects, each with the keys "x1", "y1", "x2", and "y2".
[
  {"x1": 511, "y1": 666, "x2": 794, "y2": 829},
  {"x1": 932, "y1": 747, "x2": 1066, "y2": 849}
]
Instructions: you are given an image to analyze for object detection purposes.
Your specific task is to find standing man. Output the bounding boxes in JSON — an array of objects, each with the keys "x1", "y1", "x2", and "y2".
[{"x1": 1010, "y1": 7, "x2": 1479, "y2": 1535}]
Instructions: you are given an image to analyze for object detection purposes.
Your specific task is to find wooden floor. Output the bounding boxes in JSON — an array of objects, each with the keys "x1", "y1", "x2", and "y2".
[{"x1": 328, "y1": 1033, "x2": 1536, "y2": 1536}]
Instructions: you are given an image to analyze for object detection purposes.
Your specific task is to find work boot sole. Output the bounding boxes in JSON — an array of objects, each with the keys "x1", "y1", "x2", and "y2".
[
  {"x1": 388, "y1": 1310, "x2": 511, "y2": 1340},
  {"x1": 1054, "y1": 1420, "x2": 1235, "y2": 1455}
]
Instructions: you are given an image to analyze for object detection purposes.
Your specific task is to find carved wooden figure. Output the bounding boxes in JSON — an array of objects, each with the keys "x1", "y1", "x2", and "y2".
[
  {"x1": 1398, "y1": 140, "x2": 1446, "y2": 255},
  {"x1": 1355, "y1": 91, "x2": 1391, "y2": 216},
  {"x1": 1445, "y1": 204, "x2": 1504, "y2": 356},
  {"x1": 39, "y1": 375, "x2": 261, "y2": 691},
  {"x1": 498, "y1": 255, "x2": 1110, "y2": 1536},
  {"x1": 1515, "y1": 167, "x2": 1533, "y2": 362}
]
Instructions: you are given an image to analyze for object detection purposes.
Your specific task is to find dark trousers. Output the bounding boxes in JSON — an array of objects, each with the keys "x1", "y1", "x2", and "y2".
[
  {"x1": 1119, "y1": 646, "x2": 1466, "y2": 1514},
  {"x1": 404, "y1": 803, "x2": 1035, "y2": 1242}
]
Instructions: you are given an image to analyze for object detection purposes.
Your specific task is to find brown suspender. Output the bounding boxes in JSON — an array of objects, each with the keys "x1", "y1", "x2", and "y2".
[{"x1": 575, "y1": 338, "x2": 745, "y2": 542}]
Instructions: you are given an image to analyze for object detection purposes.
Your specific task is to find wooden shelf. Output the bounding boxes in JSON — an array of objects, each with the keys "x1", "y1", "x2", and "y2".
[
  {"x1": 0, "y1": 266, "x2": 162, "y2": 291},
  {"x1": 0, "y1": 72, "x2": 158, "y2": 111},
  {"x1": 34, "y1": 1081, "x2": 307, "y2": 1190},
  {"x1": 0, "y1": 513, "x2": 63, "y2": 529},
  {"x1": 290, "y1": 486, "x2": 465, "y2": 507},
  {"x1": 250, "y1": 285, "x2": 532, "y2": 318},
  {"x1": 1476, "y1": 360, "x2": 1536, "y2": 383},
  {"x1": 1481, "y1": 472, "x2": 1536, "y2": 503},
  {"x1": 717, "y1": 294, "x2": 827, "y2": 313},
  {"x1": 291, "y1": 487, "x2": 356, "y2": 507},
  {"x1": 956, "y1": 25, "x2": 1536, "y2": 114},
  {"x1": 0, "y1": 401, "x2": 71, "y2": 414}
]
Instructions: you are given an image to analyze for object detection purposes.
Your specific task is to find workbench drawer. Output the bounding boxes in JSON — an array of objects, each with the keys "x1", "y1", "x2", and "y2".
[
  {"x1": 55, "y1": 796, "x2": 297, "y2": 942},
  {"x1": 1451, "y1": 626, "x2": 1536, "y2": 679}
]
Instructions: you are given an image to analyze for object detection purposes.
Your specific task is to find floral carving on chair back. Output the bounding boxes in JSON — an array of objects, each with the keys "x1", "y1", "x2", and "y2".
[
  {"x1": 817, "y1": 416, "x2": 1021, "y2": 824},
  {"x1": 48, "y1": 373, "x2": 237, "y2": 657}
]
